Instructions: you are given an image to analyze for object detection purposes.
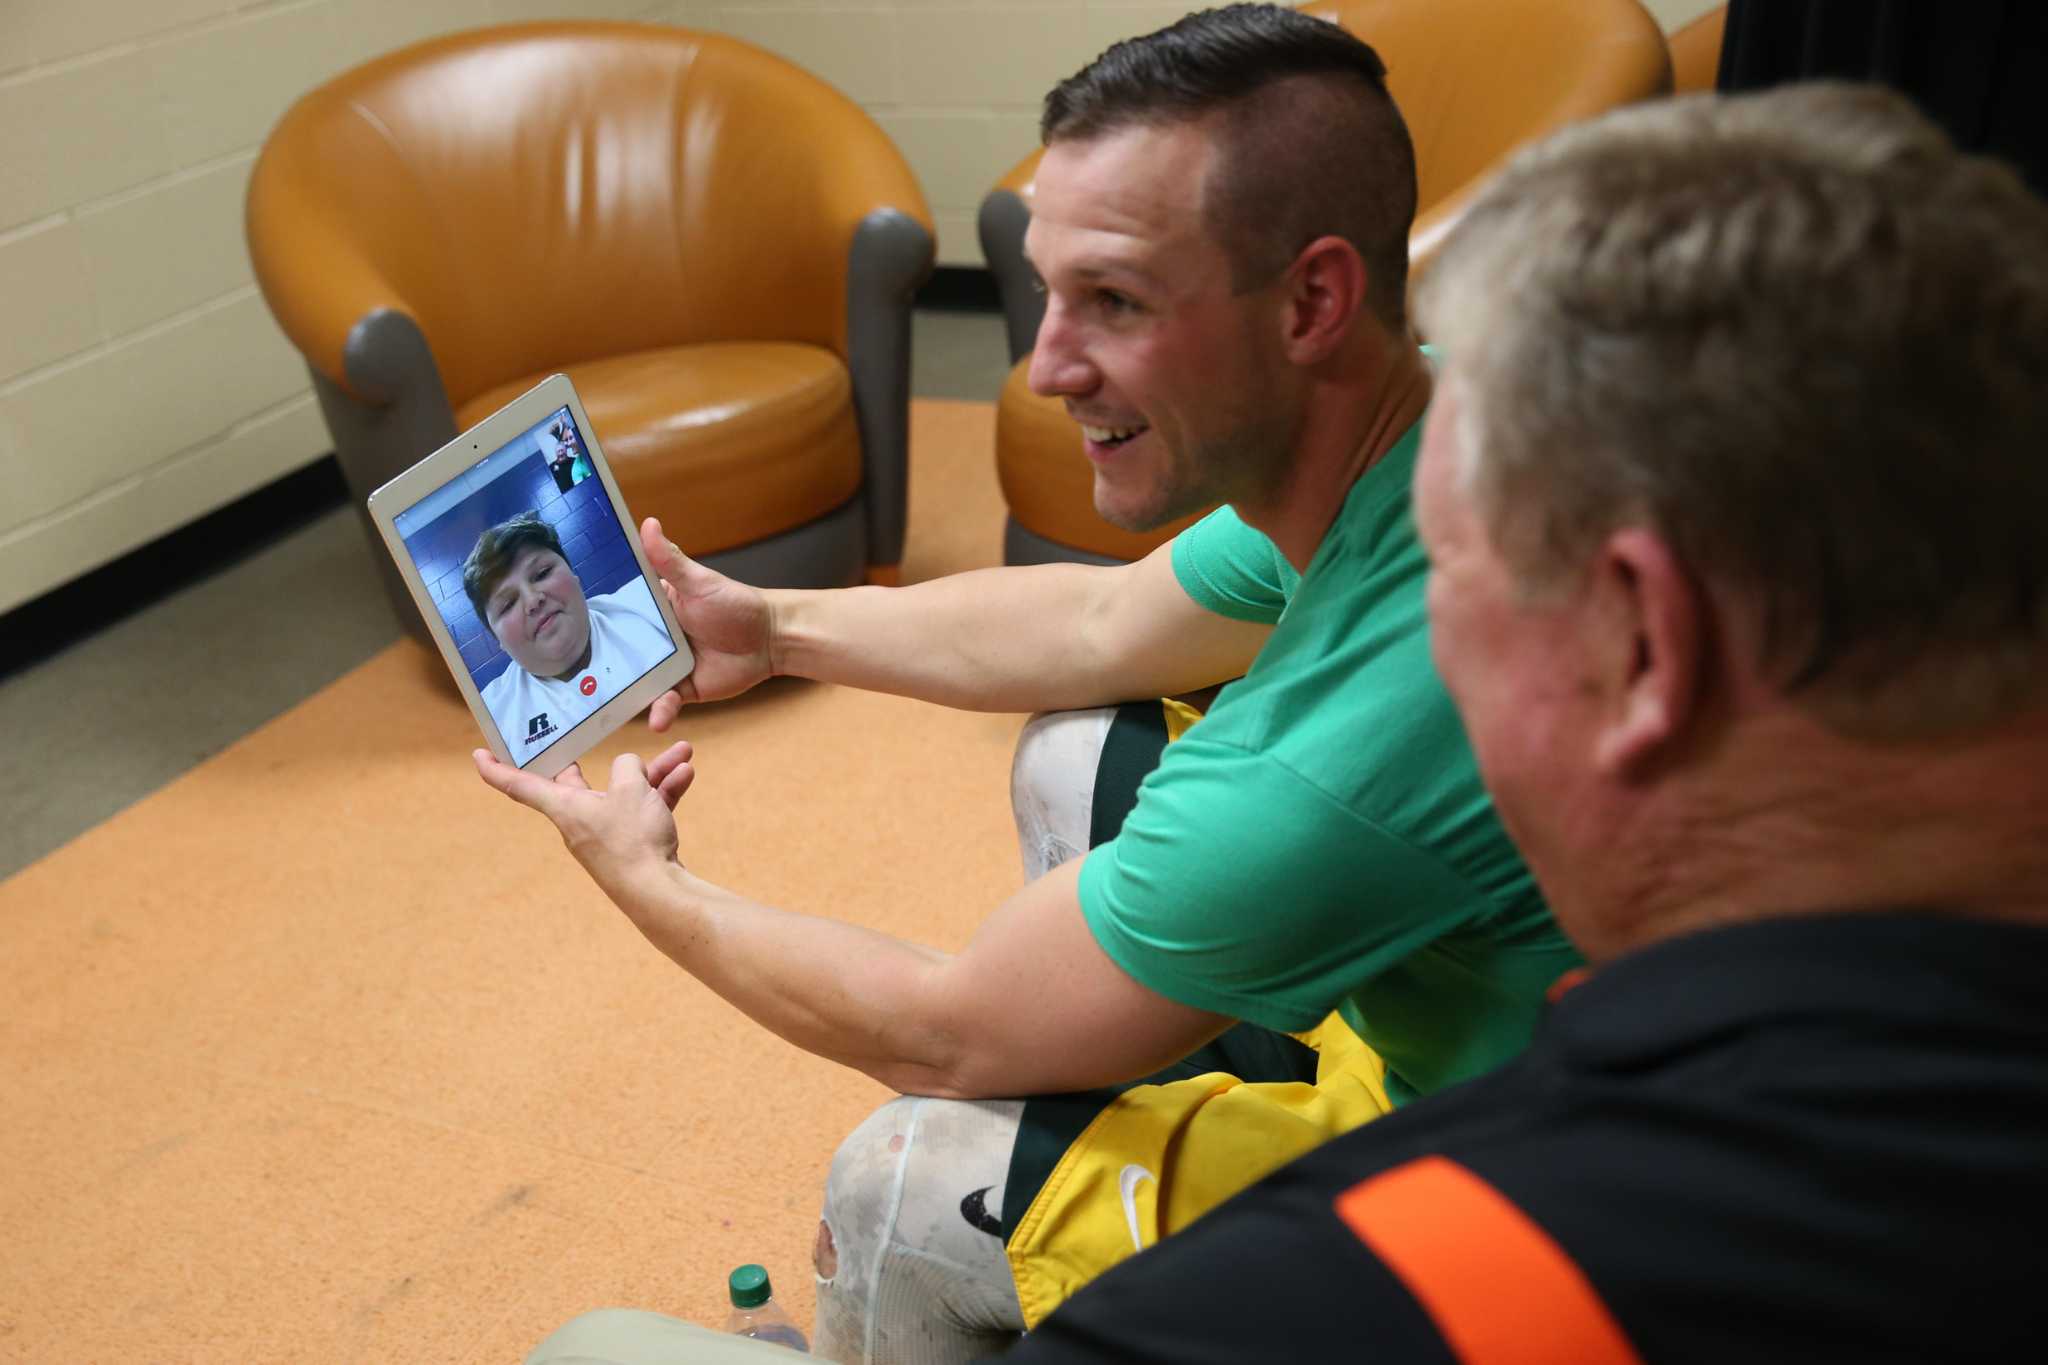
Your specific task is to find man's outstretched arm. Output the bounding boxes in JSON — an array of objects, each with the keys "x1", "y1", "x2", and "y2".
[
  {"x1": 641, "y1": 518, "x2": 1270, "y2": 724},
  {"x1": 475, "y1": 743, "x2": 1234, "y2": 1098}
]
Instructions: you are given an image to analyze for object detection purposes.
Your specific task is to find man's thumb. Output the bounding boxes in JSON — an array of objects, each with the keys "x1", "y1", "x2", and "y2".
[{"x1": 641, "y1": 517, "x2": 700, "y2": 584}]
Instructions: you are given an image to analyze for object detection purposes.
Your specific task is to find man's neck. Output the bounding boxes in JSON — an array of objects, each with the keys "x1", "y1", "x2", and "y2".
[
  {"x1": 1585, "y1": 707, "x2": 2048, "y2": 960},
  {"x1": 1234, "y1": 340, "x2": 1432, "y2": 572}
]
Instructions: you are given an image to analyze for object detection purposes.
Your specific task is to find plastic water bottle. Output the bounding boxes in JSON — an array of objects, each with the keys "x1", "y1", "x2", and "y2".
[{"x1": 724, "y1": 1263, "x2": 809, "y2": 1352}]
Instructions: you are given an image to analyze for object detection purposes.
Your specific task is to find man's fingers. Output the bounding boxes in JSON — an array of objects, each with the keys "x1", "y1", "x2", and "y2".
[
  {"x1": 649, "y1": 690, "x2": 687, "y2": 732},
  {"x1": 555, "y1": 762, "x2": 591, "y2": 792},
  {"x1": 610, "y1": 750, "x2": 652, "y2": 793},
  {"x1": 646, "y1": 739, "x2": 694, "y2": 787},
  {"x1": 656, "y1": 757, "x2": 696, "y2": 809},
  {"x1": 473, "y1": 749, "x2": 566, "y2": 818},
  {"x1": 646, "y1": 738, "x2": 697, "y2": 810}
]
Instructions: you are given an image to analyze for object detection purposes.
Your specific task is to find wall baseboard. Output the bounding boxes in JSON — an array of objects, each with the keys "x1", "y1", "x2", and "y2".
[
  {"x1": 0, "y1": 456, "x2": 350, "y2": 681},
  {"x1": 916, "y1": 266, "x2": 1000, "y2": 312},
  {"x1": 1, "y1": 280, "x2": 1005, "y2": 682}
]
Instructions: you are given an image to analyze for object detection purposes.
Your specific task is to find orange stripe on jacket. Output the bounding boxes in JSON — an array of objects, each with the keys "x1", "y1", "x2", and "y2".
[{"x1": 1334, "y1": 1156, "x2": 1642, "y2": 1365}]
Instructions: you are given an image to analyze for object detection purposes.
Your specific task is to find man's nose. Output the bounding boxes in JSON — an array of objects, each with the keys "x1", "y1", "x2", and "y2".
[{"x1": 1027, "y1": 298, "x2": 1097, "y2": 399}]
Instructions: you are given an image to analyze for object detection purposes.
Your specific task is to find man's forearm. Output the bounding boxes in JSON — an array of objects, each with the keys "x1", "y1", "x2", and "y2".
[
  {"x1": 613, "y1": 861, "x2": 977, "y2": 1096},
  {"x1": 766, "y1": 554, "x2": 1268, "y2": 715},
  {"x1": 767, "y1": 563, "x2": 1124, "y2": 713},
  {"x1": 589, "y1": 851, "x2": 1235, "y2": 1101}
]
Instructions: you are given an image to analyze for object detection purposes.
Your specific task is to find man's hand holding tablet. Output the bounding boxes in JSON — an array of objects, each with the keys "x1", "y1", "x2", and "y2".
[{"x1": 633, "y1": 518, "x2": 779, "y2": 723}]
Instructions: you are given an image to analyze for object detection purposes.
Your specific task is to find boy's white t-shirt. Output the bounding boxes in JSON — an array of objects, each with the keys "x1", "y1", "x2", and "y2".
[{"x1": 480, "y1": 576, "x2": 675, "y2": 760}]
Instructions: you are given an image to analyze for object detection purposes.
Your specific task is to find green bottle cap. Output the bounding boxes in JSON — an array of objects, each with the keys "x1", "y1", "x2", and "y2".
[{"x1": 728, "y1": 1263, "x2": 772, "y2": 1309}]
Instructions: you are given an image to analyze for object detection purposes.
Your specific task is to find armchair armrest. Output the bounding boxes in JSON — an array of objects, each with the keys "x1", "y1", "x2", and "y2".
[
  {"x1": 979, "y1": 148, "x2": 1047, "y2": 364},
  {"x1": 249, "y1": 88, "x2": 459, "y2": 645},
  {"x1": 845, "y1": 209, "x2": 934, "y2": 573},
  {"x1": 779, "y1": 62, "x2": 935, "y2": 572},
  {"x1": 246, "y1": 97, "x2": 426, "y2": 404}
]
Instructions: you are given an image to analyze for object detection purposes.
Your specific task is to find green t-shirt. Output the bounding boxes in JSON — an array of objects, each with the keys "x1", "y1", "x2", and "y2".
[{"x1": 1077, "y1": 419, "x2": 1577, "y2": 1105}]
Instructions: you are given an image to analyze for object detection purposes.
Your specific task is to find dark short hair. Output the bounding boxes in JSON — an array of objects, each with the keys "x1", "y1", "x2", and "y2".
[
  {"x1": 462, "y1": 511, "x2": 565, "y2": 621},
  {"x1": 1042, "y1": 3, "x2": 1416, "y2": 327}
]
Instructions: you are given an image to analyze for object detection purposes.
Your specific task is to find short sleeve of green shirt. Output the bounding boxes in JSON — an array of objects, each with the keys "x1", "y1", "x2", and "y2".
[{"x1": 1170, "y1": 507, "x2": 1298, "y2": 624}]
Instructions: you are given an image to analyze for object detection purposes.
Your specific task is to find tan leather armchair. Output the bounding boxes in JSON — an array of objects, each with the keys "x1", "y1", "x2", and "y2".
[
  {"x1": 979, "y1": 0, "x2": 1671, "y2": 566},
  {"x1": 249, "y1": 22, "x2": 934, "y2": 642}
]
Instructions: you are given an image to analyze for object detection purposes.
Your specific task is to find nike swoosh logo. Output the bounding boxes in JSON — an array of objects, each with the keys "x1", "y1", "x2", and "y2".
[
  {"x1": 960, "y1": 1185, "x2": 1004, "y2": 1237},
  {"x1": 1119, "y1": 1163, "x2": 1156, "y2": 1253}
]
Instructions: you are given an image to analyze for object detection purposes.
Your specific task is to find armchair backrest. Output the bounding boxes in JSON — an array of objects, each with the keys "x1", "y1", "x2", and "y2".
[
  {"x1": 249, "y1": 23, "x2": 930, "y2": 409},
  {"x1": 1300, "y1": 0, "x2": 1670, "y2": 236},
  {"x1": 980, "y1": 0, "x2": 1670, "y2": 356}
]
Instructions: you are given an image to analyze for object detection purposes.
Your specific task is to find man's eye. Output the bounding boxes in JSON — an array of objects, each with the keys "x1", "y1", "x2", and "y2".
[{"x1": 1098, "y1": 289, "x2": 1139, "y2": 315}]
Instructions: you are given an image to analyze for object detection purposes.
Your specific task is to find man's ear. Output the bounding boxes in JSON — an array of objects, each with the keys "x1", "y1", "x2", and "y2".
[
  {"x1": 1280, "y1": 236, "x2": 1367, "y2": 365},
  {"x1": 1590, "y1": 527, "x2": 1707, "y2": 778}
]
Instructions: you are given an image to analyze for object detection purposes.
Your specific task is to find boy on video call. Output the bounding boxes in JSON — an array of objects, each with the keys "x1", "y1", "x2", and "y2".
[{"x1": 464, "y1": 512, "x2": 670, "y2": 756}]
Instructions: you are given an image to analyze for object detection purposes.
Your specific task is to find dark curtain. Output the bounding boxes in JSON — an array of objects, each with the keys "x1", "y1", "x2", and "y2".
[{"x1": 1719, "y1": 0, "x2": 2048, "y2": 195}]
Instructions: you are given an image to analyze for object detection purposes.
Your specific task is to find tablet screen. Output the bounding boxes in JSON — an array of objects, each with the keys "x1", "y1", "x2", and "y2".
[{"x1": 389, "y1": 403, "x2": 678, "y2": 766}]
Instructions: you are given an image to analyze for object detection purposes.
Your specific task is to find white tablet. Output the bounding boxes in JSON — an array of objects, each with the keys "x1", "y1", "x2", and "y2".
[{"x1": 366, "y1": 374, "x2": 694, "y2": 777}]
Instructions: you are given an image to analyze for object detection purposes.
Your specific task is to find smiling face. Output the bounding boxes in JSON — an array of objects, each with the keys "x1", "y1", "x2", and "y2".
[
  {"x1": 484, "y1": 545, "x2": 591, "y2": 681},
  {"x1": 1023, "y1": 120, "x2": 1299, "y2": 531}
]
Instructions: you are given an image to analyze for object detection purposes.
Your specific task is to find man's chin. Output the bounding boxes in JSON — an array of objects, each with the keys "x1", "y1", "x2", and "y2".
[
  {"x1": 1094, "y1": 504, "x2": 1159, "y2": 533},
  {"x1": 1093, "y1": 486, "x2": 1202, "y2": 535},
  {"x1": 1091, "y1": 476, "x2": 1155, "y2": 532}
]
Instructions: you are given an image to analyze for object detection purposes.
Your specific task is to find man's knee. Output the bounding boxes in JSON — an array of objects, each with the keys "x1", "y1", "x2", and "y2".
[
  {"x1": 815, "y1": 1096, "x2": 1026, "y2": 1360},
  {"x1": 1011, "y1": 709, "x2": 1114, "y2": 815},
  {"x1": 524, "y1": 1308, "x2": 775, "y2": 1365},
  {"x1": 813, "y1": 1212, "x2": 837, "y2": 1280},
  {"x1": 818, "y1": 1095, "x2": 922, "y2": 1285},
  {"x1": 818, "y1": 1095, "x2": 1023, "y2": 1276},
  {"x1": 525, "y1": 1308, "x2": 641, "y2": 1364},
  {"x1": 1010, "y1": 708, "x2": 1115, "y2": 880}
]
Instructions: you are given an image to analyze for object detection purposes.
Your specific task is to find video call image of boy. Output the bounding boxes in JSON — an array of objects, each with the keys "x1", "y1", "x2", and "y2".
[
  {"x1": 393, "y1": 406, "x2": 674, "y2": 761},
  {"x1": 464, "y1": 512, "x2": 673, "y2": 756}
]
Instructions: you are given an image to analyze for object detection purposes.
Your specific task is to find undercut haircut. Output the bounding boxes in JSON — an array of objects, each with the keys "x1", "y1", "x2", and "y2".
[
  {"x1": 1042, "y1": 3, "x2": 1417, "y2": 328},
  {"x1": 462, "y1": 511, "x2": 566, "y2": 621},
  {"x1": 1418, "y1": 83, "x2": 2048, "y2": 738}
]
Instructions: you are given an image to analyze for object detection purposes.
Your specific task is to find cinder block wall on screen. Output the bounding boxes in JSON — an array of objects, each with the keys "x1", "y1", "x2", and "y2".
[{"x1": 0, "y1": 0, "x2": 1716, "y2": 616}]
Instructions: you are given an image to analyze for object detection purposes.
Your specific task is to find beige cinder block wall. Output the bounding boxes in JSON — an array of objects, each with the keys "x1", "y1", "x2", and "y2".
[
  {"x1": 0, "y1": 0, "x2": 1717, "y2": 615},
  {"x1": 0, "y1": 0, "x2": 670, "y2": 616},
  {"x1": 676, "y1": 0, "x2": 1720, "y2": 269}
]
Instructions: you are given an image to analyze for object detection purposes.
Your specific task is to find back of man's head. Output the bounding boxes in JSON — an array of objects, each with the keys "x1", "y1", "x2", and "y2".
[
  {"x1": 1420, "y1": 83, "x2": 2048, "y2": 740},
  {"x1": 1042, "y1": 3, "x2": 1417, "y2": 328}
]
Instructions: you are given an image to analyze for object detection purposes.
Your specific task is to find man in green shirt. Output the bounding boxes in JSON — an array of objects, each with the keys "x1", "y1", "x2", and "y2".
[{"x1": 478, "y1": 5, "x2": 1571, "y2": 1359}]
